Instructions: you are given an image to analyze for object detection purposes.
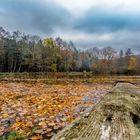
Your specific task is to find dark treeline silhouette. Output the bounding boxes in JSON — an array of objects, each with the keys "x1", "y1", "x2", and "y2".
[{"x1": 0, "y1": 27, "x2": 140, "y2": 74}]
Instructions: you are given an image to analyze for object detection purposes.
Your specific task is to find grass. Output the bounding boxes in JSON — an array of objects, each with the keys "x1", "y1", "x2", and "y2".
[{"x1": 0, "y1": 73, "x2": 140, "y2": 85}]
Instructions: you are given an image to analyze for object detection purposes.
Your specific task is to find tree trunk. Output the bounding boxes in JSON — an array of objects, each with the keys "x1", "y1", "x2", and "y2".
[
  {"x1": 51, "y1": 83, "x2": 140, "y2": 140},
  {"x1": 18, "y1": 63, "x2": 22, "y2": 73},
  {"x1": 13, "y1": 60, "x2": 17, "y2": 73}
]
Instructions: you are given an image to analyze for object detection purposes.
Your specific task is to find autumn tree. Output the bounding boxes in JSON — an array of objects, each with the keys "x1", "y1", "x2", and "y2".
[
  {"x1": 0, "y1": 26, "x2": 139, "y2": 75},
  {"x1": 128, "y1": 56, "x2": 137, "y2": 74},
  {"x1": 97, "y1": 47, "x2": 117, "y2": 74},
  {"x1": 42, "y1": 38, "x2": 61, "y2": 72}
]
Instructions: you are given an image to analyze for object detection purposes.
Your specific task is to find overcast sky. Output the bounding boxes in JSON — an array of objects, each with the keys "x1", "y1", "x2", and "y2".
[{"x1": 0, "y1": 0, "x2": 140, "y2": 50}]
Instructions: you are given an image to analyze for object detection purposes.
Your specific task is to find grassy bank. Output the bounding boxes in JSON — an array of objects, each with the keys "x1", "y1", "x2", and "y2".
[{"x1": 0, "y1": 72, "x2": 139, "y2": 85}]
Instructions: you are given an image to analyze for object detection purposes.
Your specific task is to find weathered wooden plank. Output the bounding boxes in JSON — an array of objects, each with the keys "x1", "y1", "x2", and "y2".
[{"x1": 51, "y1": 83, "x2": 140, "y2": 140}]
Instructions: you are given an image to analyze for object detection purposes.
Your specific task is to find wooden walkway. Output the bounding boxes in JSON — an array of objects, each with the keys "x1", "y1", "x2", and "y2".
[{"x1": 51, "y1": 83, "x2": 140, "y2": 140}]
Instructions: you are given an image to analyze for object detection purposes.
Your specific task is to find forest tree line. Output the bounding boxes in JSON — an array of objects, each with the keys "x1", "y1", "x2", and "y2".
[{"x1": 0, "y1": 27, "x2": 140, "y2": 75}]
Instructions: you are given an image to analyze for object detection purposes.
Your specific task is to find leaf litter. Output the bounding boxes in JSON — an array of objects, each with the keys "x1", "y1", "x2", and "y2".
[{"x1": 0, "y1": 82, "x2": 112, "y2": 139}]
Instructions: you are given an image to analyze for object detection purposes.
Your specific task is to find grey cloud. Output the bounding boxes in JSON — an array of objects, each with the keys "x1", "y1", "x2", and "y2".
[
  {"x1": 0, "y1": 0, "x2": 71, "y2": 35},
  {"x1": 74, "y1": 31, "x2": 140, "y2": 51},
  {"x1": 0, "y1": 0, "x2": 140, "y2": 51},
  {"x1": 70, "y1": 7, "x2": 140, "y2": 51},
  {"x1": 74, "y1": 8, "x2": 140, "y2": 34}
]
